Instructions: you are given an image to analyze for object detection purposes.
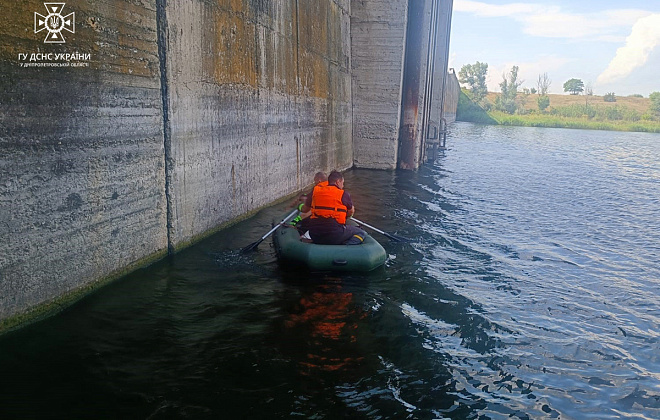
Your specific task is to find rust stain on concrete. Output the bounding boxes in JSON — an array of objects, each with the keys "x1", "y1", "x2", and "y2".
[
  {"x1": 213, "y1": 8, "x2": 258, "y2": 88},
  {"x1": 296, "y1": 1, "x2": 330, "y2": 99}
]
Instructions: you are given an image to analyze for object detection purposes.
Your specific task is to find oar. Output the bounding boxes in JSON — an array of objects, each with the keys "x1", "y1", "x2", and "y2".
[
  {"x1": 351, "y1": 217, "x2": 411, "y2": 242},
  {"x1": 241, "y1": 209, "x2": 298, "y2": 253}
]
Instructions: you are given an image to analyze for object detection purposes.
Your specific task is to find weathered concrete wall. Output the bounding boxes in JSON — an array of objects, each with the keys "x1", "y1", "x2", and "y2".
[
  {"x1": 418, "y1": 0, "x2": 458, "y2": 137},
  {"x1": 0, "y1": 0, "x2": 353, "y2": 329},
  {"x1": 398, "y1": 0, "x2": 433, "y2": 170},
  {"x1": 0, "y1": 0, "x2": 454, "y2": 331},
  {"x1": 163, "y1": 0, "x2": 353, "y2": 249},
  {"x1": 350, "y1": 0, "x2": 408, "y2": 170},
  {"x1": 431, "y1": 0, "x2": 455, "y2": 124},
  {"x1": 0, "y1": 1, "x2": 168, "y2": 326},
  {"x1": 399, "y1": 0, "x2": 455, "y2": 168},
  {"x1": 351, "y1": 0, "x2": 454, "y2": 170},
  {"x1": 443, "y1": 70, "x2": 459, "y2": 123}
]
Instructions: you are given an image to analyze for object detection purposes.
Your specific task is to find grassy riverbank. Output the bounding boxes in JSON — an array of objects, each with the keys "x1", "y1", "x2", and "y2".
[
  {"x1": 457, "y1": 90, "x2": 660, "y2": 133},
  {"x1": 490, "y1": 111, "x2": 660, "y2": 133}
]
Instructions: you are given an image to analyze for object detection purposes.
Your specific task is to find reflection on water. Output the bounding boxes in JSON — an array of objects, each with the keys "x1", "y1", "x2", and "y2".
[
  {"x1": 1, "y1": 123, "x2": 659, "y2": 419},
  {"x1": 282, "y1": 281, "x2": 364, "y2": 375}
]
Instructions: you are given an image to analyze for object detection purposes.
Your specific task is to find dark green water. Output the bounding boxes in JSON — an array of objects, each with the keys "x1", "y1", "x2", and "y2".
[{"x1": 1, "y1": 122, "x2": 659, "y2": 419}]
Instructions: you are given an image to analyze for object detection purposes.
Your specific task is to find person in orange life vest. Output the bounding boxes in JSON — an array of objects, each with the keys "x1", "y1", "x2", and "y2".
[
  {"x1": 300, "y1": 170, "x2": 367, "y2": 245},
  {"x1": 290, "y1": 172, "x2": 328, "y2": 232}
]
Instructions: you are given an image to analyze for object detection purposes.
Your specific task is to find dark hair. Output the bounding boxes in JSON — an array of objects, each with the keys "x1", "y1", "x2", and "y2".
[{"x1": 327, "y1": 170, "x2": 343, "y2": 185}]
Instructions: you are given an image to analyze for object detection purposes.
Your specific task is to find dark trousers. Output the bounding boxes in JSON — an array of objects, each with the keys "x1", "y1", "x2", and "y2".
[
  {"x1": 340, "y1": 225, "x2": 367, "y2": 245},
  {"x1": 308, "y1": 218, "x2": 367, "y2": 245}
]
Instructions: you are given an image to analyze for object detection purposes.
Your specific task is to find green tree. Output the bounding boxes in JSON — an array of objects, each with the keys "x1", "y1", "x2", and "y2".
[
  {"x1": 536, "y1": 73, "x2": 551, "y2": 112},
  {"x1": 495, "y1": 65, "x2": 523, "y2": 114},
  {"x1": 563, "y1": 78, "x2": 584, "y2": 95},
  {"x1": 649, "y1": 92, "x2": 660, "y2": 114},
  {"x1": 458, "y1": 62, "x2": 489, "y2": 103},
  {"x1": 603, "y1": 92, "x2": 616, "y2": 102},
  {"x1": 537, "y1": 95, "x2": 550, "y2": 112}
]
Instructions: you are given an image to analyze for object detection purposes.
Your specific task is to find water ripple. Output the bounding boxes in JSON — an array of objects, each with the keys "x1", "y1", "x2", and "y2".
[{"x1": 415, "y1": 123, "x2": 660, "y2": 419}]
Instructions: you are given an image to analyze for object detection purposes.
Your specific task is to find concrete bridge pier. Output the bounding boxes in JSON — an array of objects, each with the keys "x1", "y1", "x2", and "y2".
[{"x1": 352, "y1": 0, "x2": 456, "y2": 171}]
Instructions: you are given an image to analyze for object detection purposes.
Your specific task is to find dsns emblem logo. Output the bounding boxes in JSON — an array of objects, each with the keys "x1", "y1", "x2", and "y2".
[{"x1": 35, "y1": 3, "x2": 75, "y2": 43}]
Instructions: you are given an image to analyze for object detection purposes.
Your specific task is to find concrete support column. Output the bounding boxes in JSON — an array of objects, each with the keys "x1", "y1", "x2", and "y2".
[
  {"x1": 398, "y1": 0, "x2": 431, "y2": 170},
  {"x1": 352, "y1": 0, "x2": 454, "y2": 171},
  {"x1": 430, "y1": 1, "x2": 455, "y2": 126},
  {"x1": 351, "y1": 0, "x2": 409, "y2": 169}
]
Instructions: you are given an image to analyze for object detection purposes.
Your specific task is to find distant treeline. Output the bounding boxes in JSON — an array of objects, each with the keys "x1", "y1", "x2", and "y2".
[{"x1": 457, "y1": 90, "x2": 660, "y2": 133}]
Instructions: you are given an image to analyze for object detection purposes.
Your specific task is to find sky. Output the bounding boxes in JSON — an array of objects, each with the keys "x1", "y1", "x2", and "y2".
[{"x1": 448, "y1": 0, "x2": 660, "y2": 96}]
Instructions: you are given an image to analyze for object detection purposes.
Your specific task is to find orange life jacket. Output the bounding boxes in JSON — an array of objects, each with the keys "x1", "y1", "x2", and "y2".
[{"x1": 310, "y1": 183, "x2": 348, "y2": 224}]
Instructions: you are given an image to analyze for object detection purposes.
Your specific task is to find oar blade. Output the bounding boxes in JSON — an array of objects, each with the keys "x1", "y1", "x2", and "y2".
[
  {"x1": 384, "y1": 232, "x2": 411, "y2": 242},
  {"x1": 351, "y1": 217, "x2": 411, "y2": 242},
  {"x1": 240, "y1": 238, "x2": 263, "y2": 253}
]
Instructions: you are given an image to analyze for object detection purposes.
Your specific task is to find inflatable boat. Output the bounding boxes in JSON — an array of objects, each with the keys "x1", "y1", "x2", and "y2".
[{"x1": 273, "y1": 220, "x2": 387, "y2": 272}]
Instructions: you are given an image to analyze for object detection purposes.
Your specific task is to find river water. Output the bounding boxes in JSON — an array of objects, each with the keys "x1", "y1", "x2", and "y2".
[{"x1": 1, "y1": 122, "x2": 658, "y2": 419}]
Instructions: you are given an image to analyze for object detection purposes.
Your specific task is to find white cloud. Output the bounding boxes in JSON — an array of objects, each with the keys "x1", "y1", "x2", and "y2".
[
  {"x1": 454, "y1": 0, "x2": 546, "y2": 17},
  {"x1": 597, "y1": 14, "x2": 660, "y2": 84},
  {"x1": 523, "y1": 9, "x2": 650, "y2": 40},
  {"x1": 454, "y1": 0, "x2": 652, "y2": 41}
]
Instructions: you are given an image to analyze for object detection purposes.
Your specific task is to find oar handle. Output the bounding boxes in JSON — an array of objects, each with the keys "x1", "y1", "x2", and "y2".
[
  {"x1": 263, "y1": 210, "x2": 299, "y2": 239},
  {"x1": 260, "y1": 213, "x2": 294, "y2": 240}
]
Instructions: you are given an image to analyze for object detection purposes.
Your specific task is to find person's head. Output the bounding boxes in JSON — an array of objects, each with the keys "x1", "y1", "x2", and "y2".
[
  {"x1": 327, "y1": 170, "x2": 344, "y2": 188},
  {"x1": 314, "y1": 172, "x2": 327, "y2": 184}
]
